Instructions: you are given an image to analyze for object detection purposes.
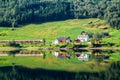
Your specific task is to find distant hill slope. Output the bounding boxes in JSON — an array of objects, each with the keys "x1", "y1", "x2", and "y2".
[
  {"x1": 0, "y1": 0, "x2": 119, "y2": 29},
  {"x1": 0, "y1": 18, "x2": 108, "y2": 40},
  {"x1": 0, "y1": 18, "x2": 120, "y2": 45}
]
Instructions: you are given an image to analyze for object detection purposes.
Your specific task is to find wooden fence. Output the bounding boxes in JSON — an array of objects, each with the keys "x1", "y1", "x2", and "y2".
[{"x1": 0, "y1": 40, "x2": 43, "y2": 44}]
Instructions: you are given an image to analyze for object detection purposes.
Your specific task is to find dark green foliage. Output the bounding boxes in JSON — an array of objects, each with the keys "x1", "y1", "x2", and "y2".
[
  {"x1": 43, "y1": 38, "x2": 46, "y2": 45},
  {"x1": 104, "y1": 1, "x2": 120, "y2": 29},
  {"x1": 92, "y1": 32, "x2": 103, "y2": 40},
  {"x1": 8, "y1": 41, "x2": 21, "y2": 47},
  {"x1": 88, "y1": 32, "x2": 94, "y2": 38},
  {"x1": 8, "y1": 50, "x2": 20, "y2": 57},
  {"x1": 0, "y1": 0, "x2": 120, "y2": 29}
]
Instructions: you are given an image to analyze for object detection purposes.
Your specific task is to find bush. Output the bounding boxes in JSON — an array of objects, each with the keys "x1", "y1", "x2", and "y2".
[
  {"x1": 88, "y1": 32, "x2": 94, "y2": 38},
  {"x1": 92, "y1": 32, "x2": 103, "y2": 40}
]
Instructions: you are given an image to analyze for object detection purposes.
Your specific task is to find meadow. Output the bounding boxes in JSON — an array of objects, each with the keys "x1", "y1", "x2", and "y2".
[
  {"x1": 0, "y1": 18, "x2": 120, "y2": 78},
  {"x1": 0, "y1": 18, "x2": 120, "y2": 46}
]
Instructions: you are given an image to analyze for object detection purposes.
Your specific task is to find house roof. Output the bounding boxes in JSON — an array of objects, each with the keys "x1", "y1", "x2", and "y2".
[
  {"x1": 57, "y1": 37, "x2": 65, "y2": 41},
  {"x1": 57, "y1": 36, "x2": 70, "y2": 41}
]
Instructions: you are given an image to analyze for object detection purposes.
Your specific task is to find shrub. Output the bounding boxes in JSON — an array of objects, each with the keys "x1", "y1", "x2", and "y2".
[
  {"x1": 92, "y1": 32, "x2": 103, "y2": 40},
  {"x1": 88, "y1": 32, "x2": 94, "y2": 38}
]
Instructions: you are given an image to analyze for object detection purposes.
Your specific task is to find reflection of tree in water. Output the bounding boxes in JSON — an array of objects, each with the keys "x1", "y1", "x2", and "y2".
[
  {"x1": 0, "y1": 61, "x2": 120, "y2": 80},
  {"x1": 8, "y1": 50, "x2": 19, "y2": 80},
  {"x1": 11, "y1": 63, "x2": 16, "y2": 80},
  {"x1": 8, "y1": 50, "x2": 21, "y2": 57},
  {"x1": 8, "y1": 50, "x2": 21, "y2": 70},
  {"x1": 92, "y1": 50, "x2": 102, "y2": 55},
  {"x1": 92, "y1": 50, "x2": 103, "y2": 62},
  {"x1": 43, "y1": 52, "x2": 46, "y2": 59},
  {"x1": 0, "y1": 50, "x2": 119, "y2": 80},
  {"x1": 106, "y1": 50, "x2": 115, "y2": 54}
]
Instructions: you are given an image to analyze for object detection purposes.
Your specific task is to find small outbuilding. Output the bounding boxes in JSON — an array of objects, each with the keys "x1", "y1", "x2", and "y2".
[{"x1": 103, "y1": 32, "x2": 109, "y2": 37}]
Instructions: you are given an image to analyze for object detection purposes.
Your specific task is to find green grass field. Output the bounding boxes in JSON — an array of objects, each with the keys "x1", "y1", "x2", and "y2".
[
  {"x1": 0, "y1": 18, "x2": 120, "y2": 45},
  {"x1": 0, "y1": 18, "x2": 120, "y2": 73}
]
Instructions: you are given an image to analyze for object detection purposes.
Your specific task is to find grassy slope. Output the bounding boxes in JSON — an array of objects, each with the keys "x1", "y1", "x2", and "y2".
[{"x1": 0, "y1": 18, "x2": 120, "y2": 44}]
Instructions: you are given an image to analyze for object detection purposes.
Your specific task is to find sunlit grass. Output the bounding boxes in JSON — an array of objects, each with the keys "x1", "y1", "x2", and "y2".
[
  {"x1": 0, "y1": 18, "x2": 106, "y2": 41},
  {"x1": 0, "y1": 18, "x2": 120, "y2": 45}
]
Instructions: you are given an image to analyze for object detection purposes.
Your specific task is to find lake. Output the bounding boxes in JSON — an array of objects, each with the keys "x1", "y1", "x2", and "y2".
[{"x1": 0, "y1": 49, "x2": 120, "y2": 80}]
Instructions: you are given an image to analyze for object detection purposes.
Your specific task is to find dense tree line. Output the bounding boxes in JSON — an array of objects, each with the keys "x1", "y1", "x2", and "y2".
[
  {"x1": 0, "y1": 0, "x2": 120, "y2": 29},
  {"x1": 104, "y1": 1, "x2": 120, "y2": 29}
]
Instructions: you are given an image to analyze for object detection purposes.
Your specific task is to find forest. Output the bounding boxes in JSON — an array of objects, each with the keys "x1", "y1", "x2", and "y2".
[{"x1": 0, "y1": 0, "x2": 120, "y2": 29}]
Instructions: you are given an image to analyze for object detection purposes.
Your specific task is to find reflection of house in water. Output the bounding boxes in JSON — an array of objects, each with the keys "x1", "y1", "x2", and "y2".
[
  {"x1": 15, "y1": 51, "x2": 44, "y2": 56},
  {"x1": 52, "y1": 52, "x2": 70, "y2": 59},
  {"x1": 92, "y1": 50, "x2": 110, "y2": 61},
  {"x1": 0, "y1": 51, "x2": 44, "y2": 56},
  {"x1": 0, "y1": 53, "x2": 8, "y2": 56},
  {"x1": 103, "y1": 56, "x2": 110, "y2": 60},
  {"x1": 92, "y1": 50, "x2": 102, "y2": 56},
  {"x1": 75, "y1": 53, "x2": 90, "y2": 61},
  {"x1": 53, "y1": 52, "x2": 91, "y2": 60},
  {"x1": 58, "y1": 52, "x2": 66, "y2": 58},
  {"x1": 53, "y1": 52, "x2": 59, "y2": 57}
]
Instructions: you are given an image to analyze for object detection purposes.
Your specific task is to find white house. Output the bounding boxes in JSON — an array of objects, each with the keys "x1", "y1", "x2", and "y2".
[
  {"x1": 53, "y1": 39, "x2": 59, "y2": 44},
  {"x1": 77, "y1": 31, "x2": 89, "y2": 42},
  {"x1": 52, "y1": 52, "x2": 59, "y2": 57},
  {"x1": 77, "y1": 54, "x2": 89, "y2": 61}
]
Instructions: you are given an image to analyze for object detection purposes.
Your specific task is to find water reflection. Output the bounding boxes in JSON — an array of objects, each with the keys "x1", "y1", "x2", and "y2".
[
  {"x1": 0, "y1": 50, "x2": 118, "y2": 62},
  {"x1": 0, "y1": 50, "x2": 120, "y2": 80},
  {"x1": 75, "y1": 53, "x2": 90, "y2": 61},
  {"x1": 51, "y1": 50, "x2": 113, "y2": 62},
  {"x1": 52, "y1": 52, "x2": 71, "y2": 59}
]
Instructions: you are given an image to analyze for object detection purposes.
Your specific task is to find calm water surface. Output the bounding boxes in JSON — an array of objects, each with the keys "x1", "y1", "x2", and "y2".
[{"x1": 0, "y1": 50, "x2": 120, "y2": 80}]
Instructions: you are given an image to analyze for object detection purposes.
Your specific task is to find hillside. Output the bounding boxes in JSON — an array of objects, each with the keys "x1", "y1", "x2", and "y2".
[
  {"x1": 0, "y1": 18, "x2": 119, "y2": 46},
  {"x1": 0, "y1": 0, "x2": 120, "y2": 29}
]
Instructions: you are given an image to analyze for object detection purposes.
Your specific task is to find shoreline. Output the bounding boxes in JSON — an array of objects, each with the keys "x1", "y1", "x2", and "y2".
[{"x1": 0, "y1": 47, "x2": 120, "y2": 51}]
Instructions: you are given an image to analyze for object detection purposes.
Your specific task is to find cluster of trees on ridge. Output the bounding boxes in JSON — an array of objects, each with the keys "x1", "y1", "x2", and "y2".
[{"x1": 0, "y1": 0, "x2": 120, "y2": 29}]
